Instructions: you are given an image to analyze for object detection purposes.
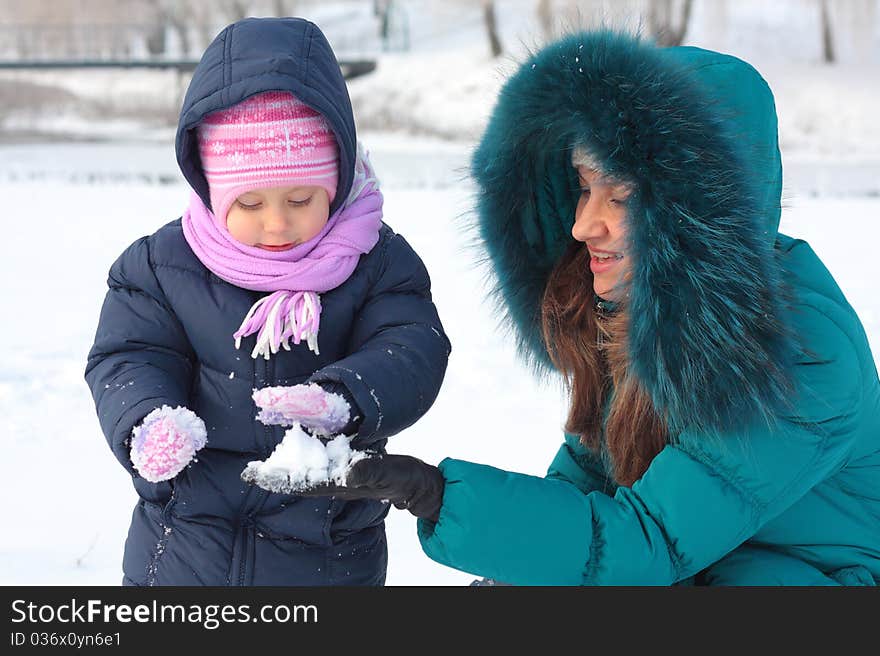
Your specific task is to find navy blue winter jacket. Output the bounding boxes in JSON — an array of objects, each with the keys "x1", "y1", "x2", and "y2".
[{"x1": 84, "y1": 17, "x2": 451, "y2": 586}]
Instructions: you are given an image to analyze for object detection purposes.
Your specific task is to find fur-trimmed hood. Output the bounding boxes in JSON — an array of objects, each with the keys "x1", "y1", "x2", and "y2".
[{"x1": 471, "y1": 31, "x2": 796, "y2": 435}]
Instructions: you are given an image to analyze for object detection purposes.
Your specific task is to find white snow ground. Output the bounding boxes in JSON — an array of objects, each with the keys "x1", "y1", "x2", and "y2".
[
  {"x1": 1, "y1": 0, "x2": 878, "y2": 586},
  {"x1": 0, "y1": 133, "x2": 878, "y2": 586}
]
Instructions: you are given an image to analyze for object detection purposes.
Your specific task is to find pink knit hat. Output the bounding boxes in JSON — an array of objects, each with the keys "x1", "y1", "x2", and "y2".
[{"x1": 197, "y1": 90, "x2": 339, "y2": 225}]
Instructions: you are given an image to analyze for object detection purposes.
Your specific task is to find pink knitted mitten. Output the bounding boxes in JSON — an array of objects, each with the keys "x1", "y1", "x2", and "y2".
[
  {"x1": 130, "y1": 406, "x2": 208, "y2": 482},
  {"x1": 253, "y1": 383, "x2": 351, "y2": 436}
]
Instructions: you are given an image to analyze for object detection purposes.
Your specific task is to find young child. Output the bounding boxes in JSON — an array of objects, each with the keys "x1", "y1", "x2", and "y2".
[{"x1": 84, "y1": 17, "x2": 450, "y2": 586}]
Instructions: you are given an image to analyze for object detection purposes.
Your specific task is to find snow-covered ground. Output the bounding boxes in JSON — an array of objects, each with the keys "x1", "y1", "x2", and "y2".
[
  {"x1": 0, "y1": 133, "x2": 878, "y2": 586},
  {"x1": 1, "y1": 0, "x2": 878, "y2": 586}
]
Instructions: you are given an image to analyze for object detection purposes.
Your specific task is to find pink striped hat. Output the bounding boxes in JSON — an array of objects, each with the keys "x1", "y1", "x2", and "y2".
[{"x1": 197, "y1": 90, "x2": 339, "y2": 225}]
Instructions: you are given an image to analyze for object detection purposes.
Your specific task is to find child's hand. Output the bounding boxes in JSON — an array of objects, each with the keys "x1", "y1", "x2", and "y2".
[
  {"x1": 130, "y1": 406, "x2": 208, "y2": 483},
  {"x1": 253, "y1": 383, "x2": 352, "y2": 436}
]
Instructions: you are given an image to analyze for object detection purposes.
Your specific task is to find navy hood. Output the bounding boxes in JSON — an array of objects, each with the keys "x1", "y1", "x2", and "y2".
[{"x1": 175, "y1": 17, "x2": 356, "y2": 215}]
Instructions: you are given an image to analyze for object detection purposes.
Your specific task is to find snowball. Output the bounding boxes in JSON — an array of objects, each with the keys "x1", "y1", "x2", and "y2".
[
  {"x1": 241, "y1": 423, "x2": 366, "y2": 494},
  {"x1": 326, "y1": 435, "x2": 368, "y2": 484}
]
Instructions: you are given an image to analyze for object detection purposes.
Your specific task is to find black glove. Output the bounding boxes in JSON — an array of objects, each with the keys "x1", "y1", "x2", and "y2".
[{"x1": 293, "y1": 454, "x2": 445, "y2": 522}]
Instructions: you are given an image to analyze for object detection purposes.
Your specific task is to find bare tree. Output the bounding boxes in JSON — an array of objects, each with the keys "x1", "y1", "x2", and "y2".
[
  {"x1": 225, "y1": 0, "x2": 252, "y2": 22},
  {"x1": 702, "y1": 0, "x2": 728, "y2": 51},
  {"x1": 140, "y1": 1, "x2": 167, "y2": 57},
  {"x1": 538, "y1": 0, "x2": 653, "y2": 37},
  {"x1": 189, "y1": 1, "x2": 224, "y2": 54},
  {"x1": 482, "y1": 0, "x2": 503, "y2": 57},
  {"x1": 140, "y1": 0, "x2": 203, "y2": 58},
  {"x1": 175, "y1": 0, "x2": 246, "y2": 54},
  {"x1": 537, "y1": 0, "x2": 554, "y2": 41},
  {"x1": 162, "y1": 2, "x2": 194, "y2": 56},
  {"x1": 835, "y1": 0, "x2": 877, "y2": 63},
  {"x1": 647, "y1": 0, "x2": 693, "y2": 47},
  {"x1": 819, "y1": 0, "x2": 836, "y2": 63},
  {"x1": 272, "y1": 0, "x2": 288, "y2": 16},
  {"x1": 374, "y1": 0, "x2": 390, "y2": 43}
]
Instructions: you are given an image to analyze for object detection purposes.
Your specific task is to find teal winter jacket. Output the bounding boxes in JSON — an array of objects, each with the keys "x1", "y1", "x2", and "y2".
[{"x1": 417, "y1": 32, "x2": 880, "y2": 585}]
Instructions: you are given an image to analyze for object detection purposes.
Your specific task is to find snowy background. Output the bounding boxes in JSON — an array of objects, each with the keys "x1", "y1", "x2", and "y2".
[{"x1": 1, "y1": 0, "x2": 879, "y2": 586}]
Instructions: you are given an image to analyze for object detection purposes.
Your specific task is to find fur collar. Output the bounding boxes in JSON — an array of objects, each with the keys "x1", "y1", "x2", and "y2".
[{"x1": 470, "y1": 31, "x2": 795, "y2": 435}]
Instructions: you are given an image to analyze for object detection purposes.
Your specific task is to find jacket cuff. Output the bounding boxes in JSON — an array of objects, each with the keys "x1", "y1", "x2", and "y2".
[
  {"x1": 307, "y1": 365, "x2": 384, "y2": 443},
  {"x1": 315, "y1": 381, "x2": 364, "y2": 437}
]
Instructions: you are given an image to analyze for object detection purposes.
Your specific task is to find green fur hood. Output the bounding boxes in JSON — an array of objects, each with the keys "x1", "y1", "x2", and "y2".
[{"x1": 470, "y1": 31, "x2": 796, "y2": 435}]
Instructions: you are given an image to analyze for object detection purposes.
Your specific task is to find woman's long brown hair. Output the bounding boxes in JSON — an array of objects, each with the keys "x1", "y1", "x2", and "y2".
[{"x1": 541, "y1": 242, "x2": 668, "y2": 487}]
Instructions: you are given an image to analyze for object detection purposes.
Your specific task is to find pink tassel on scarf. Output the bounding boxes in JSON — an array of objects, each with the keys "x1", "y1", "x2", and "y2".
[{"x1": 234, "y1": 290, "x2": 322, "y2": 358}]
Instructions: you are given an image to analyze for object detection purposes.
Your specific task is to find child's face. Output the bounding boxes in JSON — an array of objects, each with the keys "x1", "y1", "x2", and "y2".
[{"x1": 226, "y1": 185, "x2": 331, "y2": 251}]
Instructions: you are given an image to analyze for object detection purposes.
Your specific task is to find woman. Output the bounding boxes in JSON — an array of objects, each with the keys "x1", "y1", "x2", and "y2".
[{"x1": 292, "y1": 31, "x2": 880, "y2": 585}]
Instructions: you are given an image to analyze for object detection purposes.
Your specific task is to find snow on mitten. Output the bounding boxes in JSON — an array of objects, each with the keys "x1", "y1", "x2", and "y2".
[
  {"x1": 130, "y1": 406, "x2": 208, "y2": 482},
  {"x1": 253, "y1": 383, "x2": 352, "y2": 436}
]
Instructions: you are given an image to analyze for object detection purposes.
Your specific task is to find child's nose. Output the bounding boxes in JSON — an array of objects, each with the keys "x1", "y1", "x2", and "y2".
[{"x1": 263, "y1": 207, "x2": 289, "y2": 233}]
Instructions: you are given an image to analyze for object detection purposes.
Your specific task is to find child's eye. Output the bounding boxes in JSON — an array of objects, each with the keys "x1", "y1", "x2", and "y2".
[
  {"x1": 237, "y1": 200, "x2": 261, "y2": 210},
  {"x1": 288, "y1": 197, "x2": 313, "y2": 207}
]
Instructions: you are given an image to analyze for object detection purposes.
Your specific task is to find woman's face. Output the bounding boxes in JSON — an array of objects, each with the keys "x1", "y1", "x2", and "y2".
[
  {"x1": 572, "y1": 165, "x2": 632, "y2": 301},
  {"x1": 226, "y1": 185, "x2": 330, "y2": 251}
]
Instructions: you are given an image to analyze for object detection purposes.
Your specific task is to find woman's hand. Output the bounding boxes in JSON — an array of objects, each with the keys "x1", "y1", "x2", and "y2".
[{"x1": 295, "y1": 454, "x2": 445, "y2": 522}]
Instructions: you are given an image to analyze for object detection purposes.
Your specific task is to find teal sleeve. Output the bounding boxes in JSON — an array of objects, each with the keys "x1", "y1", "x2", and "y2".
[
  {"x1": 418, "y1": 311, "x2": 861, "y2": 585},
  {"x1": 546, "y1": 433, "x2": 616, "y2": 495},
  {"x1": 418, "y1": 459, "x2": 595, "y2": 585}
]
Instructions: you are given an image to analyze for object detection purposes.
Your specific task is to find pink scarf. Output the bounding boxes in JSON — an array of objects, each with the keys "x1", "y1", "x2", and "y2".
[{"x1": 182, "y1": 147, "x2": 383, "y2": 359}]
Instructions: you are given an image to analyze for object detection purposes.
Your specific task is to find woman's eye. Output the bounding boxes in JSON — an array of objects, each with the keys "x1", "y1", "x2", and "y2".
[
  {"x1": 288, "y1": 197, "x2": 312, "y2": 207},
  {"x1": 580, "y1": 186, "x2": 591, "y2": 197}
]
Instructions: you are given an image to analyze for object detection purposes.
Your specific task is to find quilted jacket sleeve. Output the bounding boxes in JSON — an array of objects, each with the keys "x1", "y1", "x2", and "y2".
[
  {"x1": 84, "y1": 235, "x2": 195, "y2": 477},
  {"x1": 545, "y1": 432, "x2": 617, "y2": 496},
  {"x1": 308, "y1": 230, "x2": 451, "y2": 446}
]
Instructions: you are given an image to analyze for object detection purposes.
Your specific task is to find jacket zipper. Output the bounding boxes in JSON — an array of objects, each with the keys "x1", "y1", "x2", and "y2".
[
  {"x1": 238, "y1": 521, "x2": 249, "y2": 586},
  {"x1": 232, "y1": 342, "x2": 275, "y2": 586}
]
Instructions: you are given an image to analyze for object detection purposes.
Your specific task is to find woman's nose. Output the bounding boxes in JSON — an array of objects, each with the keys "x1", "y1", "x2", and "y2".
[{"x1": 571, "y1": 201, "x2": 607, "y2": 243}]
